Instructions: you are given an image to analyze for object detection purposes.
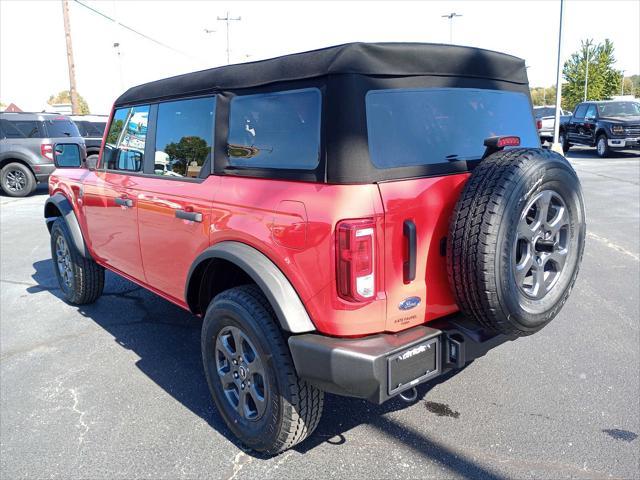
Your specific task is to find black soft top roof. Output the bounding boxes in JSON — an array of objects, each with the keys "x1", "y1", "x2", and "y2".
[{"x1": 115, "y1": 42, "x2": 528, "y2": 106}]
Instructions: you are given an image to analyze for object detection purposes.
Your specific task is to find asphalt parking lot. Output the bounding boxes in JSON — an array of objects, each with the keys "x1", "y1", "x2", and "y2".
[{"x1": 1, "y1": 148, "x2": 638, "y2": 479}]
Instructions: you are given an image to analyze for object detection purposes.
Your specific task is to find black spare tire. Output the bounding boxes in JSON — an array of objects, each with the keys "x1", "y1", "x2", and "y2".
[{"x1": 447, "y1": 148, "x2": 585, "y2": 337}]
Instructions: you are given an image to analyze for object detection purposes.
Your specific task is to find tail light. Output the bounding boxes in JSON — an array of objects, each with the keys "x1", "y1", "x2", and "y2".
[
  {"x1": 536, "y1": 119, "x2": 542, "y2": 130},
  {"x1": 336, "y1": 219, "x2": 376, "y2": 302},
  {"x1": 41, "y1": 143, "x2": 53, "y2": 161}
]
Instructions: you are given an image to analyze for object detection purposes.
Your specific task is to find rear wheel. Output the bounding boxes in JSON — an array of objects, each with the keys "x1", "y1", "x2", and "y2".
[
  {"x1": 1, "y1": 162, "x2": 36, "y2": 197},
  {"x1": 596, "y1": 134, "x2": 610, "y2": 158},
  {"x1": 201, "y1": 285, "x2": 324, "y2": 454},
  {"x1": 447, "y1": 148, "x2": 585, "y2": 337}
]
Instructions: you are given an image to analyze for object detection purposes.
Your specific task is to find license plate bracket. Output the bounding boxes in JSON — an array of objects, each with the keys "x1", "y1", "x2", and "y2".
[{"x1": 387, "y1": 337, "x2": 440, "y2": 396}]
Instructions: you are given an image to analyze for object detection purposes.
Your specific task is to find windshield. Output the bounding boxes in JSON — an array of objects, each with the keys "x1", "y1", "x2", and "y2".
[
  {"x1": 366, "y1": 88, "x2": 538, "y2": 168},
  {"x1": 597, "y1": 102, "x2": 640, "y2": 117}
]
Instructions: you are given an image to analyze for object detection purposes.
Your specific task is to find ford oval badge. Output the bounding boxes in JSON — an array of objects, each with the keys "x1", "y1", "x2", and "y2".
[{"x1": 399, "y1": 296, "x2": 421, "y2": 311}]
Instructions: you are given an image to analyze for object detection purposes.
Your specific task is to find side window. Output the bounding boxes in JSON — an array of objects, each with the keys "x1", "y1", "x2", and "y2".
[
  {"x1": 154, "y1": 97, "x2": 215, "y2": 178},
  {"x1": 573, "y1": 104, "x2": 588, "y2": 120},
  {"x1": 1, "y1": 120, "x2": 43, "y2": 138},
  {"x1": 102, "y1": 105, "x2": 149, "y2": 172},
  {"x1": 227, "y1": 88, "x2": 321, "y2": 170},
  {"x1": 585, "y1": 104, "x2": 597, "y2": 119}
]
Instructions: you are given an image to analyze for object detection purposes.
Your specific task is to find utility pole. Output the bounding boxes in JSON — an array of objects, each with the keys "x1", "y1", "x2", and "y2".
[
  {"x1": 441, "y1": 12, "x2": 462, "y2": 44},
  {"x1": 61, "y1": 0, "x2": 79, "y2": 114},
  {"x1": 551, "y1": 0, "x2": 565, "y2": 154},
  {"x1": 583, "y1": 39, "x2": 593, "y2": 102},
  {"x1": 621, "y1": 70, "x2": 626, "y2": 95},
  {"x1": 217, "y1": 11, "x2": 241, "y2": 64}
]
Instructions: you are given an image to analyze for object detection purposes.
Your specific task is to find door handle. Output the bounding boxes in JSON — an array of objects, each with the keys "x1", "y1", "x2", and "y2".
[
  {"x1": 403, "y1": 220, "x2": 417, "y2": 282},
  {"x1": 115, "y1": 197, "x2": 134, "y2": 208},
  {"x1": 175, "y1": 209, "x2": 203, "y2": 222}
]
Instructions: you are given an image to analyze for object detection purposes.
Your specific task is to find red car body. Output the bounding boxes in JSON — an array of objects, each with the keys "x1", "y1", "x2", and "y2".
[{"x1": 49, "y1": 159, "x2": 467, "y2": 337}]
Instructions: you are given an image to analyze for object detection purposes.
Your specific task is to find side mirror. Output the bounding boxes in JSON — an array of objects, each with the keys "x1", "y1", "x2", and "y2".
[{"x1": 53, "y1": 143, "x2": 83, "y2": 168}]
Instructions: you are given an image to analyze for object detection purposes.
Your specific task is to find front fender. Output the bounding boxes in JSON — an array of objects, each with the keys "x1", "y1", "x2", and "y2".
[
  {"x1": 44, "y1": 193, "x2": 91, "y2": 258},
  {"x1": 186, "y1": 241, "x2": 316, "y2": 333}
]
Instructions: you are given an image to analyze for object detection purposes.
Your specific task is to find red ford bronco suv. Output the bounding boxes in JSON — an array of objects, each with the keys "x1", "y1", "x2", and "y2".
[{"x1": 45, "y1": 43, "x2": 585, "y2": 454}]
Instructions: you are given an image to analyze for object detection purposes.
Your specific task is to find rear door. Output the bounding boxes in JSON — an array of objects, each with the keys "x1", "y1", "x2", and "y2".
[
  {"x1": 365, "y1": 87, "x2": 539, "y2": 331},
  {"x1": 135, "y1": 97, "x2": 217, "y2": 303}
]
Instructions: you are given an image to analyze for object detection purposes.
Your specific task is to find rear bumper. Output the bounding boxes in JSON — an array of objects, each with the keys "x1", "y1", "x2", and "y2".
[
  {"x1": 288, "y1": 313, "x2": 512, "y2": 404},
  {"x1": 33, "y1": 163, "x2": 56, "y2": 182}
]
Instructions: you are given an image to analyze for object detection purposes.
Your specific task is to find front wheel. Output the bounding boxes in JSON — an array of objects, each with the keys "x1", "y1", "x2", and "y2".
[
  {"x1": 201, "y1": 285, "x2": 324, "y2": 454},
  {"x1": 596, "y1": 134, "x2": 610, "y2": 158},
  {"x1": 50, "y1": 217, "x2": 105, "y2": 304}
]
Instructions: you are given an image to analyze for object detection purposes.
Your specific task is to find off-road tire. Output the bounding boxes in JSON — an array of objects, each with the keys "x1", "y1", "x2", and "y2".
[
  {"x1": 201, "y1": 285, "x2": 324, "y2": 454},
  {"x1": 1, "y1": 162, "x2": 36, "y2": 197},
  {"x1": 447, "y1": 148, "x2": 586, "y2": 337},
  {"x1": 50, "y1": 217, "x2": 105, "y2": 304}
]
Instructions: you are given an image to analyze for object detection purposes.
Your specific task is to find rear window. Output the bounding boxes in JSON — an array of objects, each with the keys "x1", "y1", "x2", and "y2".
[
  {"x1": 365, "y1": 88, "x2": 538, "y2": 169},
  {"x1": 74, "y1": 120, "x2": 106, "y2": 137},
  {"x1": 534, "y1": 107, "x2": 556, "y2": 118},
  {"x1": 0, "y1": 119, "x2": 44, "y2": 138},
  {"x1": 227, "y1": 88, "x2": 321, "y2": 170},
  {"x1": 44, "y1": 119, "x2": 80, "y2": 138}
]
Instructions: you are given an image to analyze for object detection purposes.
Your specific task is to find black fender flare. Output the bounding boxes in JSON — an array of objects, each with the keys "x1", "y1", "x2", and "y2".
[
  {"x1": 44, "y1": 193, "x2": 91, "y2": 258},
  {"x1": 186, "y1": 241, "x2": 316, "y2": 333}
]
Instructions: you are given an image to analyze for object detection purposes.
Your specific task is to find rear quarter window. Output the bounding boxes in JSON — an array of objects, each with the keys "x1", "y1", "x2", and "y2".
[
  {"x1": 365, "y1": 88, "x2": 538, "y2": 169},
  {"x1": 227, "y1": 88, "x2": 321, "y2": 170},
  {"x1": 44, "y1": 119, "x2": 80, "y2": 138}
]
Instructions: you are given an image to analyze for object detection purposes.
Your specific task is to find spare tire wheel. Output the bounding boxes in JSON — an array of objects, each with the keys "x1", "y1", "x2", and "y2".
[{"x1": 447, "y1": 148, "x2": 586, "y2": 337}]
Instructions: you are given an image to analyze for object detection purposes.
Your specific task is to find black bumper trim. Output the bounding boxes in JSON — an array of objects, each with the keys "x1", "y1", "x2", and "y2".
[{"x1": 288, "y1": 313, "x2": 512, "y2": 404}]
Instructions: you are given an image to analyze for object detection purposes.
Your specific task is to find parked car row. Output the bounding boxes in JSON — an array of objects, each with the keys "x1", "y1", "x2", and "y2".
[
  {"x1": 0, "y1": 112, "x2": 106, "y2": 196},
  {"x1": 534, "y1": 101, "x2": 640, "y2": 157}
]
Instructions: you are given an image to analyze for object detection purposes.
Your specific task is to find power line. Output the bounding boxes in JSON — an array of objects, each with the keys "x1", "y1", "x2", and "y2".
[{"x1": 72, "y1": 0, "x2": 197, "y2": 59}]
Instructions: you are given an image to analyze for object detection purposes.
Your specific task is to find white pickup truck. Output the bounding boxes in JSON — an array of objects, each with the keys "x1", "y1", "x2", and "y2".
[{"x1": 534, "y1": 106, "x2": 571, "y2": 145}]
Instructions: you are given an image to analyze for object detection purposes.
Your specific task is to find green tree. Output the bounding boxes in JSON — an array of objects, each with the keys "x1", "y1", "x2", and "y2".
[
  {"x1": 561, "y1": 39, "x2": 622, "y2": 110},
  {"x1": 48, "y1": 90, "x2": 91, "y2": 114},
  {"x1": 106, "y1": 119, "x2": 124, "y2": 144},
  {"x1": 163, "y1": 136, "x2": 208, "y2": 175},
  {"x1": 530, "y1": 85, "x2": 557, "y2": 106}
]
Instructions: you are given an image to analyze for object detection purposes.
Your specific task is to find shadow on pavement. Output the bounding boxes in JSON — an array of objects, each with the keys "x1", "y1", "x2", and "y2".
[{"x1": 30, "y1": 258, "x2": 505, "y2": 478}]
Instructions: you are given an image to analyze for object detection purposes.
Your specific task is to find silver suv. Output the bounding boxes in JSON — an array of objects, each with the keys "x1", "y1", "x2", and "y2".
[{"x1": 0, "y1": 112, "x2": 85, "y2": 197}]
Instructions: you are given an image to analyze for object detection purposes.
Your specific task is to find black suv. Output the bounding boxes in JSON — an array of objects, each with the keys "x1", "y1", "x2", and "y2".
[
  {"x1": 0, "y1": 112, "x2": 84, "y2": 196},
  {"x1": 559, "y1": 100, "x2": 640, "y2": 157},
  {"x1": 69, "y1": 115, "x2": 107, "y2": 164}
]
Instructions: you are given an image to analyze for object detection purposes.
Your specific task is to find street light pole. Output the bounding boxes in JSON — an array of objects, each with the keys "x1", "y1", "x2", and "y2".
[
  {"x1": 551, "y1": 0, "x2": 565, "y2": 154},
  {"x1": 217, "y1": 11, "x2": 241, "y2": 64},
  {"x1": 583, "y1": 39, "x2": 592, "y2": 102},
  {"x1": 441, "y1": 12, "x2": 462, "y2": 44},
  {"x1": 621, "y1": 70, "x2": 626, "y2": 95}
]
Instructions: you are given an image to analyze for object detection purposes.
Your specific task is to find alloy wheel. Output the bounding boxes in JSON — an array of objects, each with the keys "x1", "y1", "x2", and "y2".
[
  {"x1": 5, "y1": 169, "x2": 27, "y2": 192},
  {"x1": 597, "y1": 137, "x2": 606, "y2": 156},
  {"x1": 214, "y1": 325, "x2": 267, "y2": 421},
  {"x1": 513, "y1": 190, "x2": 570, "y2": 299},
  {"x1": 55, "y1": 235, "x2": 73, "y2": 289}
]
